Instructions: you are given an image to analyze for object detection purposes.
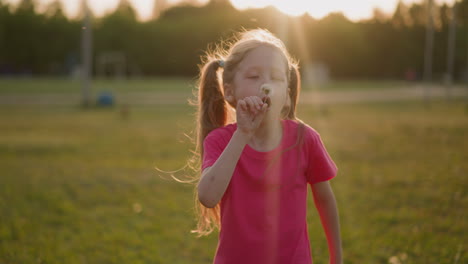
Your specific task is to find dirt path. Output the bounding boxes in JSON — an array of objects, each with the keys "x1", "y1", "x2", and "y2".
[{"x1": 0, "y1": 85, "x2": 466, "y2": 106}]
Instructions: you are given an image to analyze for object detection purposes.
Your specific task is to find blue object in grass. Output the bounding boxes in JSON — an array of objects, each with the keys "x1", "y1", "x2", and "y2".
[{"x1": 97, "y1": 91, "x2": 114, "y2": 106}]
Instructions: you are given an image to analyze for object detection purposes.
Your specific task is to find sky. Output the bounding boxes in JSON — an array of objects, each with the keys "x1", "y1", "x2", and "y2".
[{"x1": 4, "y1": 0, "x2": 458, "y2": 21}]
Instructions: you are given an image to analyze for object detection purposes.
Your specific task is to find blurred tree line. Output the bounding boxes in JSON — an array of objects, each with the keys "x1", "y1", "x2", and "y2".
[{"x1": 0, "y1": 0, "x2": 467, "y2": 80}]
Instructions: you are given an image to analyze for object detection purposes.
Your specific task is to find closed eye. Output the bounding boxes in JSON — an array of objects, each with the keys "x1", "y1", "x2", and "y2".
[{"x1": 247, "y1": 76, "x2": 259, "y2": 79}]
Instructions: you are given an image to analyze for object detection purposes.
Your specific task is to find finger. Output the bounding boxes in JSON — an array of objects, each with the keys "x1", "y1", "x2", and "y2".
[
  {"x1": 252, "y1": 105, "x2": 266, "y2": 125},
  {"x1": 238, "y1": 100, "x2": 247, "y2": 112},
  {"x1": 244, "y1": 97, "x2": 257, "y2": 114},
  {"x1": 249, "y1": 96, "x2": 262, "y2": 110},
  {"x1": 248, "y1": 96, "x2": 261, "y2": 111},
  {"x1": 251, "y1": 96, "x2": 263, "y2": 112}
]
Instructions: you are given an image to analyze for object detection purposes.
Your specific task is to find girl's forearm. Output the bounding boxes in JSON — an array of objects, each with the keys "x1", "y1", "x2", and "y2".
[
  {"x1": 197, "y1": 130, "x2": 250, "y2": 208},
  {"x1": 313, "y1": 184, "x2": 343, "y2": 264}
]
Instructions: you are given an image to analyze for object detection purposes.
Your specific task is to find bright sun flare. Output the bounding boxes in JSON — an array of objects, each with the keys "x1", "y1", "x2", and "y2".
[
  {"x1": 229, "y1": 0, "x2": 457, "y2": 20},
  {"x1": 230, "y1": 0, "x2": 400, "y2": 20}
]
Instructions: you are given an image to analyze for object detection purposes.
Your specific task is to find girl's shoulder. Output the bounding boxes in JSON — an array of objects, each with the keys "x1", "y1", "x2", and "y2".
[
  {"x1": 283, "y1": 119, "x2": 320, "y2": 139},
  {"x1": 283, "y1": 120, "x2": 325, "y2": 154}
]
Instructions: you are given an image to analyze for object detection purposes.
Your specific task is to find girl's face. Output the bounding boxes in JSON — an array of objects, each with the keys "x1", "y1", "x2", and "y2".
[{"x1": 226, "y1": 45, "x2": 290, "y2": 117}]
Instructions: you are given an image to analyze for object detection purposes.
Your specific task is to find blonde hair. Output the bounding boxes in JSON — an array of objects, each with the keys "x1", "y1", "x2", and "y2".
[{"x1": 191, "y1": 28, "x2": 301, "y2": 237}]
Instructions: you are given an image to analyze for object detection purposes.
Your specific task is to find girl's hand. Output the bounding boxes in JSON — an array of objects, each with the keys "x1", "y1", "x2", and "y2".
[{"x1": 236, "y1": 96, "x2": 268, "y2": 138}]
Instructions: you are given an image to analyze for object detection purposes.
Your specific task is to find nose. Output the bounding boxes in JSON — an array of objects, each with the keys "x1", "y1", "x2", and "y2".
[{"x1": 261, "y1": 84, "x2": 271, "y2": 95}]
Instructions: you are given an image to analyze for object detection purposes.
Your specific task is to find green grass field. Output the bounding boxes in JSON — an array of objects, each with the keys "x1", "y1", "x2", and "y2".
[
  {"x1": 0, "y1": 80, "x2": 467, "y2": 263},
  {"x1": 0, "y1": 77, "x2": 196, "y2": 94}
]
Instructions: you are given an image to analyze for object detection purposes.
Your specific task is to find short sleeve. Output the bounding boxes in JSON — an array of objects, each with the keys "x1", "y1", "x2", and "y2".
[
  {"x1": 201, "y1": 128, "x2": 231, "y2": 171},
  {"x1": 305, "y1": 127, "x2": 338, "y2": 184}
]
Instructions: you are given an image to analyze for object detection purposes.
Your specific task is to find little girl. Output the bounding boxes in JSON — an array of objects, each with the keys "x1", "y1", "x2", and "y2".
[{"x1": 193, "y1": 28, "x2": 342, "y2": 264}]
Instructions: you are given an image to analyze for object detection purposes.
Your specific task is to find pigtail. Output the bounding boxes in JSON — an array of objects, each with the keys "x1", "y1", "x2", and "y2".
[
  {"x1": 285, "y1": 64, "x2": 301, "y2": 120},
  {"x1": 192, "y1": 58, "x2": 227, "y2": 237},
  {"x1": 197, "y1": 59, "x2": 228, "y2": 157}
]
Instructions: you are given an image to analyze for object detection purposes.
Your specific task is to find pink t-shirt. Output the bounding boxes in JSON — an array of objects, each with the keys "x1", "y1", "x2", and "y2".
[{"x1": 202, "y1": 119, "x2": 338, "y2": 264}]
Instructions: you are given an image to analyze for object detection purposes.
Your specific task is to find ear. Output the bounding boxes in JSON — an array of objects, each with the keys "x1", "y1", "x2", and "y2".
[{"x1": 224, "y1": 83, "x2": 235, "y2": 104}]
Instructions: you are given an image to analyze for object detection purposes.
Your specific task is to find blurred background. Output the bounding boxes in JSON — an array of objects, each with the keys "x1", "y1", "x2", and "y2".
[{"x1": 0, "y1": 0, "x2": 467, "y2": 263}]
